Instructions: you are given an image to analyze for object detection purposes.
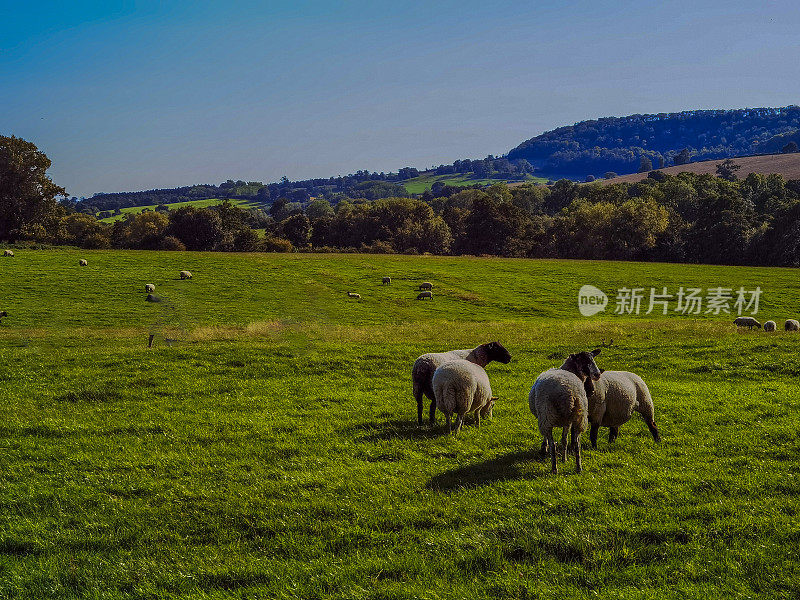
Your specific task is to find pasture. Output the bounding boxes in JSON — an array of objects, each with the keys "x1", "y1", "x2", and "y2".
[
  {"x1": 0, "y1": 250, "x2": 798, "y2": 599},
  {"x1": 98, "y1": 199, "x2": 264, "y2": 223},
  {"x1": 401, "y1": 173, "x2": 548, "y2": 194}
]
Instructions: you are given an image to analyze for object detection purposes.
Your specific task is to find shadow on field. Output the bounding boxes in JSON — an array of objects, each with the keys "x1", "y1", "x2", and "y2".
[
  {"x1": 426, "y1": 449, "x2": 544, "y2": 492},
  {"x1": 353, "y1": 419, "x2": 445, "y2": 442}
]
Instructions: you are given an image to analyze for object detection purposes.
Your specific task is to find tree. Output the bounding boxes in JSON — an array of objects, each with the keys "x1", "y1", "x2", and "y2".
[
  {"x1": 673, "y1": 148, "x2": 691, "y2": 166},
  {"x1": 638, "y1": 156, "x2": 653, "y2": 173},
  {"x1": 0, "y1": 135, "x2": 66, "y2": 240},
  {"x1": 782, "y1": 141, "x2": 799, "y2": 154},
  {"x1": 165, "y1": 207, "x2": 224, "y2": 250},
  {"x1": 604, "y1": 172, "x2": 618, "y2": 179},
  {"x1": 280, "y1": 213, "x2": 311, "y2": 248},
  {"x1": 306, "y1": 199, "x2": 335, "y2": 221},
  {"x1": 715, "y1": 159, "x2": 741, "y2": 181}
]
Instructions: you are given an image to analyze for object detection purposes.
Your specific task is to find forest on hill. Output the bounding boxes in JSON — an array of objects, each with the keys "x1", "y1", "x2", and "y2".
[{"x1": 508, "y1": 106, "x2": 800, "y2": 178}]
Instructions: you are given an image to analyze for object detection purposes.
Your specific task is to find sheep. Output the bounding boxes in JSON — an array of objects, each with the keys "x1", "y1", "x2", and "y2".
[
  {"x1": 419, "y1": 282, "x2": 432, "y2": 291},
  {"x1": 412, "y1": 341, "x2": 511, "y2": 425},
  {"x1": 586, "y1": 370, "x2": 661, "y2": 449},
  {"x1": 145, "y1": 284, "x2": 155, "y2": 293},
  {"x1": 734, "y1": 316, "x2": 761, "y2": 329},
  {"x1": 347, "y1": 292, "x2": 361, "y2": 299},
  {"x1": 0, "y1": 311, "x2": 7, "y2": 323},
  {"x1": 529, "y1": 349, "x2": 601, "y2": 474},
  {"x1": 417, "y1": 291, "x2": 433, "y2": 300},
  {"x1": 785, "y1": 319, "x2": 800, "y2": 331},
  {"x1": 79, "y1": 259, "x2": 88, "y2": 266},
  {"x1": 3, "y1": 250, "x2": 14, "y2": 257},
  {"x1": 382, "y1": 277, "x2": 391, "y2": 285},
  {"x1": 180, "y1": 271, "x2": 192, "y2": 280},
  {"x1": 764, "y1": 320, "x2": 777, "y2": 332},
  {"x1": 432, "y1": 359, "x2": 497, "y2": 434}
]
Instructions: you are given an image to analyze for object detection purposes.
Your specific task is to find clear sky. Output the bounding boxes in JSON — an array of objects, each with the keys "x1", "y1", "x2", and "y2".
[{"x1": 2, "y1": 0, "x2": 799, "y2": 197}]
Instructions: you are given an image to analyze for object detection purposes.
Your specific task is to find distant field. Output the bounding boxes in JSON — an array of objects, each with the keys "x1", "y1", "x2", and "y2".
[
  {"x1": 605, "y1": 152, "x2": 800, "y2": 184},
  {"x1": 402, "y1": 172, "x2": 547, "y2": 194},
  {"x1": 98, "y1": 198, "x2": 265, "y2": 222},
  {"x1": 1, "y1": 250, "x2": 799, "y2": 598}
]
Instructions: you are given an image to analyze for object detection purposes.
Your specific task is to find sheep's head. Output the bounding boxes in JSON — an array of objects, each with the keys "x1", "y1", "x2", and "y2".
[
  {"x1": 0, "y1": 311, "x2": 7, "y2": 317},
  {"x1": 564, "y1": 349, "x2": 602, "y2": 382},
  {"x1": 483, "y1": 341, "x2": 512, "y2": 364}
]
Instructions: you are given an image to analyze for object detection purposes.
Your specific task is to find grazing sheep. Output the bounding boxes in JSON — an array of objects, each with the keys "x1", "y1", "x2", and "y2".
[
  {"x1": 432, "y1": 359, "x2": 497, "y2": 434},
  {"x1": 734, "y1": 316, "x2": 761, "y2": 329},
  {"x1": 419, "y1": 282, "x2": 432, "y2": 291},
  {"x1": 382, "y1": 277, "x2": 391, "y2": 285},
  {"x1": 413, "y1": 341, "x2": 511, "y2": 425},
  {"x1": 764, "y1": 320, "x2": 777, "y2": 332},
  {"x1": 785, "y1": 319, "x2": 800, "y2": 331},
  {"x1": 3, "y1": 250, "x2": 13, "y2": 257},
  {"x1": 417, "y1": 291, "x2": 433, "y2": 300},
  {"x1": 530, "y1": 349, "x2": 601, "y2": 474},
  {"x1": 347, "y1": 292, "x2": 361, "y2": 299},
  {"x1": 180, "y1": 270, "x2": 192, "y2": 280},
  {"x1": 587, "y1": 370, "x2": 661, "y2": 449},
  {"x1": 0, "y1": 311, "x2": 7, "y2": 323},
  {"x1": 79, "y1": 259, "x2": 88, "y2": 266},
  {"x1": 145, "y1": 284, "x2": 155, "y2": 293}
]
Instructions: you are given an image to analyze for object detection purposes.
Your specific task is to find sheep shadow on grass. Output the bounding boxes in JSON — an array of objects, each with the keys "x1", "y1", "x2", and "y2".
[
  {"x1": 353, "y1": 419, "x2": 446, "y2": 442},
  {"x1": 426, "y1": 448, "x2": 545, "y2": 492}
]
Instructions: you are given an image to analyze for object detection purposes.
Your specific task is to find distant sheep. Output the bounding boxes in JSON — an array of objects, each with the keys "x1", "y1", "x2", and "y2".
[
  {"x1": 0, "y1": 310, "x2": 7, "y2": 323},
  {"x1": 413, "y1": 341, "x2": 511, "y2": 425},
  {"x1": 530, "y1": 349, "x2": 601, "y2": 474},
  {"x1": 180, "y1": 270, "x2": 192, "y2": 280},
  {"x1": 3, "y1": 250, "x2": 13, "y2": 257},
  {"x1": 433, "y1": 360, "x2": 497, "y2": 435},
  {"x1": 587, "y1": 370, "x2": 661, "y2": 448},
  {"x1": 764, "y1": 320, "x2": 776, "y2": 332},
  {"x1": 419, "y1": 282, "x2": 432, "y2": 291},
  {"x1": 382, "y1": 277, "x2": 391, "y2": 285},
  {"x1": 734, "y1": 316, "x2": 761, "y2": 329},
  {"x1": 79, "y1": 259, "x2": 88, "y2": 266},
  {"x1": 145, "y1": 284, "x2": 155, "y2": 293},
  {"x1": 347, "y1": 292, "x2": 361, "y2": 299},
  {"x1": 785, "y1": 319, "x2": 800, "y2": 331},
  {"x1": 417, "y1": 291, "x2": 433, "y2": 300}
]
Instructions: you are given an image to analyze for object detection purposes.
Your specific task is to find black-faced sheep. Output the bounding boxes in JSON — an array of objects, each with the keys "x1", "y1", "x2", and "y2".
[
  {"x1": 529, "y1": 349, "x2": 601, "y2": 474},
  {"x1": 419, "y1": 282, "x2": 432, "y2": 291},
  {"x1": 587, "y1": 370, "x2": 660, "y2": 448},
  {"x1": 79, "y1": 259, "x2": 88, "y2": 266},
  {"x1": 416, "y1": 291, "x2": 433, "y2": 300},
  {"x1": 347, "y1": 292, "x2": 361, "y2": 299},
  {"x1": 0, "y1": 311, "x2": 7, "y2": 323},
  {"x1": 382, "y1": 277, "x2": 391, "y2": 285},
  {"x1": 180, "y1": 271, "x2": 192, "y2": 280},
  {"x1": 412, "y1": 341, "x2": 511, "y2": 425},
  {"x1": 764, "y1": 320, "x2": 776, "y2": 332},
  {"x1": 145, "y1": 284, "x2": 155, "y2": 293},
  {"x1": 734, "y1": 316, "x2": 761, "y2": 329},
  {"x1": 432, "y1": 359, "x2": 497, "y2": 434},
  {"x1": 785, "y1": 319, "x2": 799, "y2": 331},
  {"x1": 3, "y1": 250, "x2": 14, "y2": 257}
]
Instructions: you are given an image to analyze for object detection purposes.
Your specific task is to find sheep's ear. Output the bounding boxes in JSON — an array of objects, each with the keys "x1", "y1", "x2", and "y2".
[
  {"x1": 599, "y1": 368, "x2": 605, "y2": 373},
  {"x1": 591, "y1": 348, "x2": 601, "y2": 356}
]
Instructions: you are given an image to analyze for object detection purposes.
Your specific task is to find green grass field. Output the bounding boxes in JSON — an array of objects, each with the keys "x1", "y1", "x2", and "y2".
[
  {"x1": 98, "y1": 198, "x2": 265, "y2": 223},
  {"x1": 401, "y1": 172, "x2": 548, "y2": 194},
  {"x1": 0, "y1": 250, "x2": 798, "y2": 599}
]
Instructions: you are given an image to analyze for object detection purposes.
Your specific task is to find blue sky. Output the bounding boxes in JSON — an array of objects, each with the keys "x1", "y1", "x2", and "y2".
[{"x1": 2, "y1": 0, "x2": 799, "y2": 197}]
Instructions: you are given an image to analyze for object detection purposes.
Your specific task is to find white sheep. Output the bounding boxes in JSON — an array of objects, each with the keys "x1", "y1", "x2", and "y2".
[
  {"x1": 785, "y1": 319, "x2": 799, "y2": 331},
  {"x1": 347, "y1": 292, "x2": 361, "y2": 299},
  {"x1": 145, "y1": 284, "x2": 155, "y2": 293},
  {"x1": 416, "y1": 291, "x2": 433, "y2": 300},
  {"x1": 419, "y1": 282, "x2": 432, "y2": 291},
  {"x1": 382, "y1": 277, "x2": 391, "y2": 285},
  {"x1": 530, "y1": 349, "x2": 601, "y2": 474},
  {"x1": 180, "y1": 270, "x2": 192, "y2": 280},
  {"x1": 587, "y1": 370, "x2": 661, "y2": 448},
  {"x1": 412, "y1": 341, "x2": 511, "y2": 425},
  {"x1": 734, "y1": 316, "x2": 761, "y2": 329},
  {"x1": 764, "y1": 320, "x2": 776, "y2": 332},
  {"x1": 3, "y1": 250, "x2": 14, "y2": 257},
  {"x1": 432, "y1": 359, "x2": 497, "y2": 435},
  {"x1": 79, "y1": 259, "x2": 88, "y2": 266}
]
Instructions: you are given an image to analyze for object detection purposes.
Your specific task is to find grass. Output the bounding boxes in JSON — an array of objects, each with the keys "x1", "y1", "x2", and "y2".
[
  {"x1": 401, "y1": 172, "x2": 548, "y2": 194},
  {"x1": 1, "y1": 250, "x2": 799, "y2": 598},
  {"x1": 98, "y1": 198, "x2": 266, "y2": 223}
]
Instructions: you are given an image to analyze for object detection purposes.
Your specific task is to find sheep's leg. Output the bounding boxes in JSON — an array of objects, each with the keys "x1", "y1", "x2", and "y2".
[
  {"x1": 428, "y1": 397, "x2": 437, "y2": 425},
  {"x1": 646, "y1": 420, "x2": 661, "y2": 443},
  {"x1": 454, "y1": 415, "x2": 464, "y2": 436},
  {"x1": 474, "y1": 411, "x2": 480, "y2": 429},
  {"x1": 608, "y1": 427, "x2": 619, "y2": 443},
  {"x1": 589, "y1": 423, "x2": 600, "y2": 449},
  {"x1": 415, "y1": 389, "x2": 424, "y2": 426},
  {"x1": 539, "y1": 438, "x2": 548, "y2": 457},
  {"x1": 571, "y1": 426, "x2": 582, "y2": 473},
  {"x1": 546, "y1": 430, "x2": 557, "y2": 474},
  {"x1": 445, "y1": 412, "x2": 452, "y2": 433},
  {"x1": 560, "y1": 427, "x2": 569, "y2": 462}
]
